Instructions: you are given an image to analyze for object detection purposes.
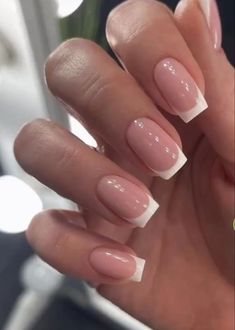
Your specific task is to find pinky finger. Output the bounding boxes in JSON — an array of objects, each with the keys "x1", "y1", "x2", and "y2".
[{"x1": 26, "y1": 210, "x2": 145, "y2": 284}]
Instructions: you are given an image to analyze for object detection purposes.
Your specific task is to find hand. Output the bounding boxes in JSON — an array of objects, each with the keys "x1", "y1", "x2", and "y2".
[{"x1": 14, "y1": 1, "x2": 234, "y2": 329}]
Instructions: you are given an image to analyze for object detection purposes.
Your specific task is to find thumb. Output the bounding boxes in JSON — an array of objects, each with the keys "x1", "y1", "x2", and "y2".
[{"x1": 175, "y1": 0, "x2": 234, "y2": 178}]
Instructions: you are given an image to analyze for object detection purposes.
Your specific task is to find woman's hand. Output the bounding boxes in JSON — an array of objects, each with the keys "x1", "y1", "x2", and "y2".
[{"x1": 14, "y1": 1, "x2": 234, "y2": 329}]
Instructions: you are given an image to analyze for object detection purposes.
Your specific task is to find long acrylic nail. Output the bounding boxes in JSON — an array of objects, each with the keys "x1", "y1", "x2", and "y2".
[
  {"x1": 154, "y1": 58, "x2": 208, "y2": 123},
  {"x1": 97, "y1": 176, "x2": 159, "y2": 228},
  {"x1": 127, "y1": 118, "x2": 187, "y2": 179},
  {"x1": 89, "y1": 248, "x2": 146, "y2": 282},
  {"x1": 198, "y1": 0, "x2": 222, "y2": 50}
]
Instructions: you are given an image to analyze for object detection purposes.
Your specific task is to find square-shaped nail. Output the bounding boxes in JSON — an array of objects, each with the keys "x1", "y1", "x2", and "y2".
[
  {"x1": 89, "y1": 248, "x2": 146, "y2": 282},
  {"x1": 127, "y1": 118, "x2": 187, "y2": 179},
  {"x1": 154, "y1": 58, "x2": 208, "y2": 123},
  {"x1": 97, "y1": 175, "x2": 159, "y2": 228}
]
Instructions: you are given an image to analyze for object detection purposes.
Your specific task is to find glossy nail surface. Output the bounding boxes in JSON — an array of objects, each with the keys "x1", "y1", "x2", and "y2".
[
  {"x1": 89, "y1": 248, "x2": 145, "y2": 282},
  {"x1": 154, "y1": 58, "x2": 208, "y2": 122},
  {"x1": 127, "y1": 118, "x2": 187, "y2": 179},
  {"x1": 199, "y1": 0, "x2": 222, "y2": 50},
  {"x1": 97, "y1": 176, "x2": 159, "y2": 228}
]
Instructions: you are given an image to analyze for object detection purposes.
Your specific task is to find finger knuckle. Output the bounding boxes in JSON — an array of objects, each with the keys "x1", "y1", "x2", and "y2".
[
  {"x1": 55, "y1": 144, "x2": 80, "y2": 171},
  {"x1": 45, "y1": 38, "x2": 100, "y2": 95},
  {"x1": 80, "y1": 73, "x2": 119, "y2": 113}
]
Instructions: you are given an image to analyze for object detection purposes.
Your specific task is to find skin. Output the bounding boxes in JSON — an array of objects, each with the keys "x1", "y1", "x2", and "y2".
[{"x1": 14, "y1": 1, "x2": 234, "y2": 329}]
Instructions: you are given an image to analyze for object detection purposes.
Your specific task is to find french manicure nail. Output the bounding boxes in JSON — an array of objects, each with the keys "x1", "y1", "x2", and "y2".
[
  {"x1": 198, "y1": 0, "x2": 222, "y2": 50},
  {"x1": 154, "y1": 58, "x2": 208, "y2": 123},
  {"x1": 127, "y1": 118, "x2": 187, "y2": 179},
  {"x1": 89, "y1": 248, "x2": 146, "y2": 282},
  {"x1": 97, "y1": 176, "x2": 159, "y2": 228}
]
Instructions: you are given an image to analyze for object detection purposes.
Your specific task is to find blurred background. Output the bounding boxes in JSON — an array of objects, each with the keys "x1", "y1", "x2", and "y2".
[{"x1": 0, "y1": 0, "x2": 234, "y2": 329}]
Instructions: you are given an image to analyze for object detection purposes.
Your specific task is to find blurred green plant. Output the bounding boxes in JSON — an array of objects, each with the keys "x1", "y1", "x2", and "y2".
[{"x1": 60, "y1": 0, "x2": 107, "y2": 48}]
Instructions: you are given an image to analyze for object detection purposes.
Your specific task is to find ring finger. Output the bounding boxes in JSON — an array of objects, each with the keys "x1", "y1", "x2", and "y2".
[{"x1": 14, "y1": 119, "x2": 159, "y2": 228}]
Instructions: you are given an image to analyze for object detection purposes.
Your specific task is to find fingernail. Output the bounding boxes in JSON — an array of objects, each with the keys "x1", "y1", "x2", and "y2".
[
  {"x1": 127, "y1": 118, "x2": 187, "y2": 179},
  {"x1": 154, "y1": 58, "x2": 208, "y2": 123},
  {"x1": 97, "y1": 176, "x2": 159, "y2": 228},
  {"x1": 198, "y1": 0, "x2": 222, "y2": 50},
  {"x1": 89, "y1": 248, "x2": 146, "y2": 282}
]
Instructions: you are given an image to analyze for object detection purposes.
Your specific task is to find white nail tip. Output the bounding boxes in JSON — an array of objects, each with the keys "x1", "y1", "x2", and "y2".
[
  {"x1": 131, "y1": 195, "x2": 159, "y2": 228},
  {"x1": 198, "y1": 0, "x2": 211, "y2": 26},
  {"x1": 178, "y1": 87, "x2": 208, "y2": 123},
  {"x1": 156, "y1": 146, "x2": 187, "y2": 180},
  {"x1": 130, "y1": 256, "x2": 146, "y2": 282}
]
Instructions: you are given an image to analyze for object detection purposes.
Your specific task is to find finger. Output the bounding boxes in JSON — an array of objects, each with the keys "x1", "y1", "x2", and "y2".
[
  {"x1": 45, "y1": 38, "x2": 187, "y2": 180},
  {"x1": 106, "y1": 0, "x2": 208, "y2": 123},
  {"x1": 174, "y1": 0, "x2": 234, "y2": 174},
  {"x1": 27, "y1": 210, "x2": 146, "y2": 284},
  {"x1": 14, "y1": 119, "x2": 159, "y2": 228}
]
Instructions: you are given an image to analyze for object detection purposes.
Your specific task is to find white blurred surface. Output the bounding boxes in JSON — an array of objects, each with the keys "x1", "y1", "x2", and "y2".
[
  {"x1": 0, "y1": 176, "x2": 43, "y2": 233},
  {"x1": 55, "y1": 0, "x2": 84, "y2": 18},
  {"x1": 0, "y1": 0, "x2": 73, "y2": 213},
  {"x1": 0, "y1": 0, "x2": 49, "y2": 175},
  {"x1": 69, "y1": 115, "x2": 97, "y2": 147},
  {"x1": 4, "y1": 256, "x2": 63, "y2": 330}
]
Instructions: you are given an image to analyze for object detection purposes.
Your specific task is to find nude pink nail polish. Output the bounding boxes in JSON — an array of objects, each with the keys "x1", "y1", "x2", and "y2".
[
  {"x1": 199, "y1": 0, "x2": 222, "y2": 50},
  {"x1": 89, "y1": 248, "x2": 145, "y2": 282},
  {"x1": 154, "y1": 58, "x2": 208, "y2": 123},
  {"x1": 97, "y1": 176, "x2": 159, "y2": 228},
  {"x1": 127, "y1": 118, "x2": 187, "y2": 179}
]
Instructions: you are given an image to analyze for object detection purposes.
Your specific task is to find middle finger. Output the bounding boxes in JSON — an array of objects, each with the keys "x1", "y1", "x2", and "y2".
[{"x1": 46, "y1": 38, "x2": 187, "y2": 180}]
